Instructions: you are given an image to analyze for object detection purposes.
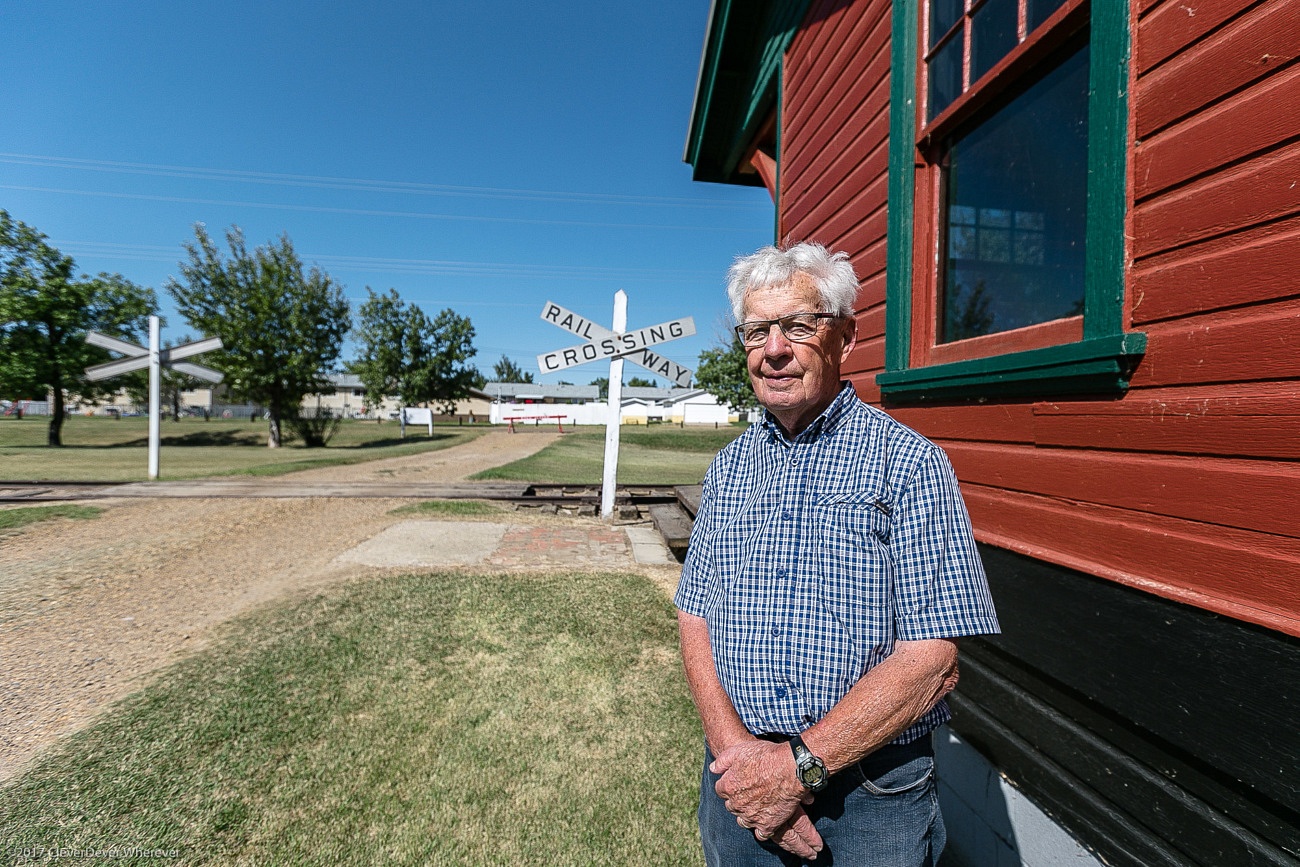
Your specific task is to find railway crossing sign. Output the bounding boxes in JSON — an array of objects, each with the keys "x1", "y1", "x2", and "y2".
[
  {"x1": 84, "y1": 316, "x2": 224, "y2": 480},
  {"x1": 538, "y1": 301, "x2": 696, "y2": 387},
  {"x1": 538, "y1": 293, "x2": 695, "y2": 518}
]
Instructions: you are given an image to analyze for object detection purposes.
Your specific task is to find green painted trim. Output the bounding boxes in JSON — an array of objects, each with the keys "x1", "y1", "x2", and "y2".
[
  {"x1": 879, "y1": 0, "x2": 1141, "y2": 399},
  {"x1": 685, "y1": 0, "x2": 732, "y2": 169},
  {"x1": 876, "y1": 333, "x2": 1148, "y2": 400},
  {"x1": 722, "y1": 0, "x2": 812, "y2": 176},
  {"x1": 1083, "y1": 0, "x2": 1130, "y2": 340},
  {"x1": 775, "y1": 54, "x2": 784, "y2": 243},
  {"x1": 885, "y1": 0, "x2": 920, "y2": 372},
  {"x1": 685, "y1": 0, "x2": 811, "y2": 186}
]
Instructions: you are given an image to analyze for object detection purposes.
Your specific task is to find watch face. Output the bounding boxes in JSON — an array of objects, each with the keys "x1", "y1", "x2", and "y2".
[{"x1": 799, "y1": 762, "x2": 828, "y2": 789}]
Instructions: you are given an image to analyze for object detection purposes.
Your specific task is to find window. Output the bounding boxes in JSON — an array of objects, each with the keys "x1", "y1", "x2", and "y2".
[
  {"x1": 939, "y1": 40, "x2": 1088, "y2": 345},
  {"x1": 879, "y1": 0, "x2": 1145, "y2": 401}
]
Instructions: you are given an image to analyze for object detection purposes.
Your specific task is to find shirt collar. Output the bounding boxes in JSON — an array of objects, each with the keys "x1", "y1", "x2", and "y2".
[{"x1": 760, "y1": 381, "x2": 857, "y2": 445}]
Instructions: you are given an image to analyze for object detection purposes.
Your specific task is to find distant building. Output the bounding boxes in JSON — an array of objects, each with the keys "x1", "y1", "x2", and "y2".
[
  {"x1": 306, "y1": 374, "x2": 492, "y2": 422},
  {"x1": 484, "y1": 382, "x2": 601, "y2": 404},
  {"x1": 620, "y1": 387, "x2": 732, "y2": 425},
  {"x1": 484, "y1": 381, "x2": 736, "y2": 426}
]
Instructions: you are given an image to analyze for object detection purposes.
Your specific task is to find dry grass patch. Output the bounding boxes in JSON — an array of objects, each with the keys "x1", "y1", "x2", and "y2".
[{"x1": 0, "y1": 570, "x2": 704, "y2": 866}]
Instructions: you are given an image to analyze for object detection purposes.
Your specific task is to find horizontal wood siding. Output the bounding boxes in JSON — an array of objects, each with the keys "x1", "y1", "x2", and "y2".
[
  {"x1": 1134, "y1": 0, "x2": 1298, "y2": 133},
  {"x1": 782, "y1": 0, "x2": 894, "y2": 397},
  {"x1": 1130, "y1": 214, "x2": 1300, "y2": 324},
  {"x1": 773, "y1": 0, "x2": 1300, "y2": 633}
]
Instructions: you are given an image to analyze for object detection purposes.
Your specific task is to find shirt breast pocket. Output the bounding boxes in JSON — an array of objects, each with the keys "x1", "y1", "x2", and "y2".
[{"x1": 811, "y1": 491, "x2": 894, "y2": 656}]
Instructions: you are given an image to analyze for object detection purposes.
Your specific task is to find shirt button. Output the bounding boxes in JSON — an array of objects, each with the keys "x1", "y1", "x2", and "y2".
[
  {"x1": 775, "y1": 567, "x2": 787, "y2": 578},
  {"x1": 770, "y1": 627, "x2": 780, "y2": 637},
  {"x1": 781, "y1": 510, "x2": 794, "y2": 520},
  {"x1": 802, "y1": 714, "x2": 814, "y2": 723},
  {"x1": 775, "y1": 686, "x2": 787, "y2": 698}
]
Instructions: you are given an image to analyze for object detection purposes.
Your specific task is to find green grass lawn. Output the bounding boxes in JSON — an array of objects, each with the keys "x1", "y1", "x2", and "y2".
[
  {"x1": 0, "y1": 570, "x2": 704, "y2": 866},
  {"x1": 0, "y1": 504, "x2": 103, "y2": 530},
  {"x1": 0, "y1": 416, "x2": 486, "y2": 482},
  {"x1": 388, "y1": 499, "x2": 505, "y2": 517},
  {"x1": 471, "y1": 425, "x2": 746, "y2": 485}
]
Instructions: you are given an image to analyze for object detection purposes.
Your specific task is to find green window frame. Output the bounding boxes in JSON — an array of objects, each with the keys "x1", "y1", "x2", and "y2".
[{"x1": 878, "y1": 0, "x2": 1146, "y2": 401}]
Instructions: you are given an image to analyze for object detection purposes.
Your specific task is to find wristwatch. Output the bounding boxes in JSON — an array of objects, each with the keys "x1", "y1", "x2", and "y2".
[{"x1": 789, "y1": 734, "x2": 829, "y2": 792}]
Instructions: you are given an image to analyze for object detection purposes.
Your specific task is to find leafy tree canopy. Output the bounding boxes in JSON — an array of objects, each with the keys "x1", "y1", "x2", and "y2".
[
  {"x1": 0, "y1": 210, "x2": 157, "y2": 445},
  {"x1": 166, "y1": 224, "x2": 349, "y2": 447},
  {"x1": 696, "y1": 336, "x2": 756, "y2": 413},
  {"x1": 491, "y1": 355, "x2": 533, "y2": 384},
  {"x1": 353, "y1": 287, "x2": 478, "y2": 415},
  {"x1": 626, "y1": 376, "x2": 657, "y2": 388}
]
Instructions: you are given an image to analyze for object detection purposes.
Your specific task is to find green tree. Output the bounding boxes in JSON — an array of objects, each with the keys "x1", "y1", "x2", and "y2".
[
  {"x1": 404, "y1": 307, "x2": 479, "y2": 413},
  {"x1": 492, "y1": 355, "x2": 533, "y2": 383},
  {"x1": 589, "y1": 376, "x2": 609, "y2": 399},
  {"x1": 0, "y1": 210, "x2": 157, "y2": 446},
  {"x1": 353, "y1": 288, "x2": 478, "y2": 416},
  {"x1": 626, "y1": 376, "x2": 657, "y2": 388},
  {"x1": 166, "y1": 225, "x2": 349, "y2": 448},
  {"x1": 352, "y1": 288, "x2": 406, "y2": 413},
  {"x1": 696, "y1": 336, "x2": 756, "y2": 413}
]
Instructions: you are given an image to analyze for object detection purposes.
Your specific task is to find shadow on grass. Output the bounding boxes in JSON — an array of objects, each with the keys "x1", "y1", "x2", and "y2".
[
  {"x1": 342, "y1": 433, "x2": 464, "y2": 450},
  {"x1": 121, "y1": 430, "x2": 263, "y2": 447},
  {"x1": 11, "y1": 431, "x2": 467, "y2": 450}
]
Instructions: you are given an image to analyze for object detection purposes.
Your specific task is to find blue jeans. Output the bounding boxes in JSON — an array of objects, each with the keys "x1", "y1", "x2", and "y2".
[{"x1": 698, "y1": 736, "x2": 945, "y2": 866}]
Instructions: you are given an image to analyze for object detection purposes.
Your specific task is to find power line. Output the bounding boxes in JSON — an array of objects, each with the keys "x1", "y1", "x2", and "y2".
[
  {"x1": 51, "y1": 240, "x2": 721, "y2": 283},
  {"x1": 2, "y1": 184, "x2": 761, "y2": 233},
  {"x1": 0, "y1": 152, "x2": 768, "y2": 211}
]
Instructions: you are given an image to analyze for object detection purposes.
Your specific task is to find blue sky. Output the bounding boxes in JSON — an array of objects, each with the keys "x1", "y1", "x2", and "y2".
[{"x1": 0, "y1": 0, "x2": 774, "y2": 385}]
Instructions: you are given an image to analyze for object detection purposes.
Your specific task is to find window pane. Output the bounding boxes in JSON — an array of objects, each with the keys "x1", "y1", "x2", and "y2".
[
  {"x1": 930, "y1": 0, "x2": 964, "y2": 48},
  {"x1": 928, "y1": 36, "x2": 964, "y2": 119},
  {"x1": 939, "y1": 43, "x2": 1090, "y2": 344},
  {"x1": 970, "y1": 0, "x2": 1019, "y2": 82},
  {"x1": 1027, "y1": 0, "x2": 1068, "y2": 32}
]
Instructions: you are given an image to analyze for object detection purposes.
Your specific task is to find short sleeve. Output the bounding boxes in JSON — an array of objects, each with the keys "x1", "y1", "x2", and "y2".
[
  {"x1": 890, "y1": 446, "x2": 1000, "y2": 640},
  {"x1": 673, "y1": 455, "x2": 722, "y2": 617}
]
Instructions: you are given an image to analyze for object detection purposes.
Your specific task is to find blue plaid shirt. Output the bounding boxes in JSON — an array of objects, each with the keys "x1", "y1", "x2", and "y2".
[{"x1": 675, "y1": 383, "x2": 1000, "y2": 743}]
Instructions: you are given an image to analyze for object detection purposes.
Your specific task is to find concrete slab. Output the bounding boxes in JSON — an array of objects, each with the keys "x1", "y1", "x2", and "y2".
[
  {"x1": 624, "y1": 524, "x2": 677, "y2": 565},
  {"x1": 334, "y1": 520, "x2": 510, "y2": 568}
]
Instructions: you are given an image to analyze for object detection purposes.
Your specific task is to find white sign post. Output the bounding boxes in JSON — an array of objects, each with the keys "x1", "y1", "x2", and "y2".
[
  {"x1": 603, "y1": 291, "x2": 628, "y2": 522},
  {"x1": 537, "y1": 294, "x2": 695, "y2": 519},
  {"x1": 399, "y1": 406, "x2": 434, "y2": 437},
  {"x1": 83, "y1": 316, "x2": 223, "y2": 480}
]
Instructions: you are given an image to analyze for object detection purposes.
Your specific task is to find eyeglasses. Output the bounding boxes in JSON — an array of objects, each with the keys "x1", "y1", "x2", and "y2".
[{"x1": 734, "y1": 312, "x2": 842, "y2": 347}]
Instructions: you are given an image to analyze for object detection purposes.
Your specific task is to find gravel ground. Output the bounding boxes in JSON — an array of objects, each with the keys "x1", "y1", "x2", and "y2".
[{"x1": 0, "y1": 429, "x2": 678, "y2": 783}]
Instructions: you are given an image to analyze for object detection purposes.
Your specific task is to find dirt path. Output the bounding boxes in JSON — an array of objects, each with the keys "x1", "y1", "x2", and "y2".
[
  {"x1": 0, "y1": 427, "x2": 657, "y2": 784},
  {"x1": 286, "y1": 428, "x2": 559, "y2": 483}
]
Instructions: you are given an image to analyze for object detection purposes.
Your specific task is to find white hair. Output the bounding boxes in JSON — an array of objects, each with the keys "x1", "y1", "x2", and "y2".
[{"x1": 725, "y1": 242, "x2": 860, "y2": 323}]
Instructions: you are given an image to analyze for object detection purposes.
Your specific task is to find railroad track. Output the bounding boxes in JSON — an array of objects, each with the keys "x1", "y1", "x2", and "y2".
[
  {"x1": 1, "y1": 479, "x2": 704, "y2": 562},
  {"x1": 0, "y1": 479, "x2": 682, "y2": 508}
]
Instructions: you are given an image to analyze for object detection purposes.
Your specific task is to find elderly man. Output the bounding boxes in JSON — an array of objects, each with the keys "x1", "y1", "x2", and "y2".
[{"x1": 675, "y1": 243, "x2": 1000, "y2": 866}]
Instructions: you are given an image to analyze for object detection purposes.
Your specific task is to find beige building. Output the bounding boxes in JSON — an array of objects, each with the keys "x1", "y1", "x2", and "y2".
[{"x1": 305, "y1": 374, "x2": 492, "y2": 422}]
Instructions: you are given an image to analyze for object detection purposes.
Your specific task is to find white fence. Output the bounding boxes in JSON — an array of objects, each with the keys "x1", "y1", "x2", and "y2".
[
  {"x1": 2, "y1": 400, "x2": 50, "y2": 416},
  {"x1": 489, "y1": 398, "x2": 733, "y2": 427},
  {"x1": 490, "y1": 401, "x2": 611, "y2": 427}
]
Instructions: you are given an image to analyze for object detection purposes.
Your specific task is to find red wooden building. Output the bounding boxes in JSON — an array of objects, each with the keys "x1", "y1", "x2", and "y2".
[{"x1": 686, "y1": 0, "x2": 1299, "y2": 864}]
